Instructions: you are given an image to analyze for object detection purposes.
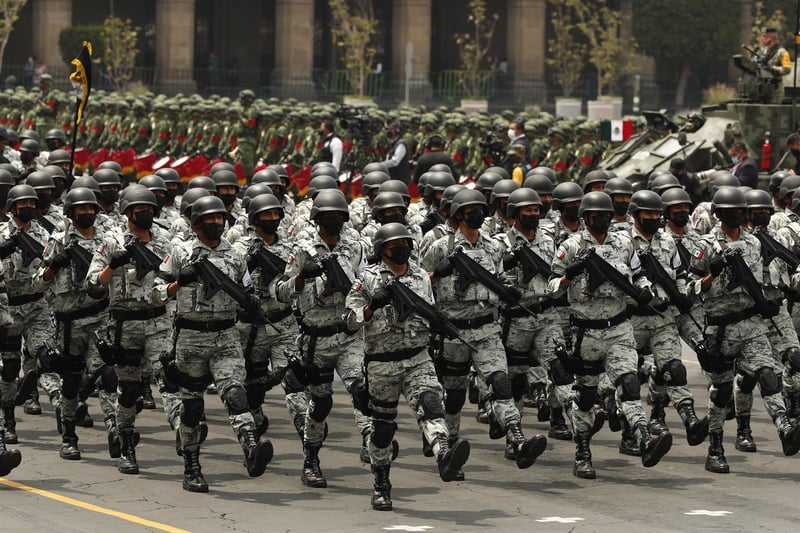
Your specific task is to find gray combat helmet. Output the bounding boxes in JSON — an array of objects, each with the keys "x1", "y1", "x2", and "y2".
[
  {"x1": 361, "y1": 171, "x2": 390, "y2": 197},
  {"x1": 247, "y1": 192, "x2": 284, "y2": 225},
  {"x1": 310, "y1": 165, "x2": 339, "y2": 180},
  {"x1": 604, "y1": 177, "x2": 634, "y2": 196},
  {"x1": 526, "y1": 166, "x2": 557, "y2": 185},
  {"x1": 63, "y1": 187, "x2": 100, "y2": 214},
  {"x1": 450, "y1": 188, "x2": 488, "y2": 218},
  {"x1": 373, "y1": 222, "x2": 413, "y2": 257},
  {"x1": 578, "y1": 191, "x2": 613, "y2": 216},
  {"x1": 424, "y1": 172, "x2": 456, "y2": 197},
  {"x1": 490, "y1": 179, "x2": 520, "y2": 206},
  {"x1": 650, "y1": 174, "x2": 681, "y2": 195},
  {"x1": 711, "y1": 186, "x2": 747, "y2": 212},
  {"x1": 628, "y1": 190, "x2": 664, "y2": 214},
  {"x1": 660, "y1": 187, "x2": 692, "y2": 207},
  {"x1": 371, "y1": 192, "x2": 407, "y2": 218},
  {"x1": 180, "y1": 188, "x2": 211, "y2": 217},
  {"x1": 476, "y1": 172, "x2": 504, "y2": 193},
  {"x1": 709, "y1": 170, "x2": 740, "y2": 195},
  {"x1": 191, "y1": 195, "x2": 227, "y2": 226},
  {"x1": 139, "y1": 174, "x2": 167, "y2": 192},
  {"x1": 745, "y1": 189, "x2": 773, "y2": 211},
  {"x1": 6, "y1": 184, "x2": 37, "y2": 211},
  {"x1": 187, "y1": 176, "x2": 216, "y2": 193},
  {"x1": 506, "y1": 188, "x2": 542, "y2": 218},
  {"x1": 361, "y1": 162, "x2": 389, "y2": 175},
  {"x1": 582, "y1": 169, "x2": 610, "y2": 192},
  {"x1": 310, "y1": 189, "x2": 349, "y2": 220},
  {"x1": 155, "y1": 167, "x2": 181, "y2": 185},
  {"x1": 429, "y1": 163, "x2": 453, "y2": 176},
  {"x1": 307, "y1": 175, "x2": 338, "y2": 198},
  {"x1": 210, "y1": 161, "x2": 235, "y2": 177},
  {"x1": 552, "y1": 181, "x2": 584, "y2": 211},
  {"x1": 441, "y1": 184, "x2": 466, "y2": 215},
  {"x1": 25, "y1": 171, "x2": 55, "y2": 191},
  {"x1": 251, "y1": 169, "x2": 282, "y2": 187},
  {"x1": 212, "y1": 169, "x2": 239, "y2": 190},
  {"x1": 379, "y1": 180, "x2": 411, "y2": 203},
  {"x1": 46, "y1": 149, "x2": 71, "y2": 166},
  {"x1": 242, "y1": 183, "x2": 273, "y2": 211},
  {"x1": 0, "y1": 169, "x2": 14, "y2": 187},
  {"x1": 485, "y1": 166, "x2": 511, "y2": 181},
  {"x1": 93, "y1": 168, "x2": 121, "y2": 187},
  {"x1": 523, "y1": 173, "x2": 554, "y2": 195}
]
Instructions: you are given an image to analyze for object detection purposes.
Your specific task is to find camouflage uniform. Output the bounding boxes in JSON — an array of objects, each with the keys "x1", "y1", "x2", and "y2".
[{"x1": 691, "y1": 201, "x2": 715, "y2": 235}]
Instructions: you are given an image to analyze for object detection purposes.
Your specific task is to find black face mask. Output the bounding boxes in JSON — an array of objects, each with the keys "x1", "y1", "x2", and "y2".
[
  {"x1": 155, "y1": 195, "x2": 166, "y2": 209},
  {"x1": 16, "y1": 206, "x2": 36, "y2": 222},
  {"x1": 319, "y1": 218, "x2": 344, "y2": 235},
  {"x1": 720, "y1": 210, "x2": 745, "y2": 229},
  {"x1": 541, "y1": 201, "x2": 552, "y2": 215},
  {"x1": 36, "y1": 193, "x2": 52, "y2": 210},
  {"x1": 219, "y1": 193, "x2": 236, "y2": 207},
  {"x1": 20, "y1": 152, "x2": 35, "y2": 166},
  {"x1": 100, "y1": 190, "x2": 118, "y2": 205},
  {"x1": 519, "y1": 214, "x2": 539, "y2": 231},
  {"x1": 200, "y1": 222, "x2": 225, "y2": 240},
  {"x1": 638, "y1": 217, "x2": 661, "y2": 236},
  {"x1": 382, "y1": 213, "x2": 406, "y2": 225},
  {"x1": 613, "y1": 201, "x2": 630, "y2": 217},
  {"x1": 54, "y1": 183, "x2": 65, "y2": 198},
  {"x1": 165, "y1": 189, "x2": 179, "y2": 202},
  {"x1": 270, "y1": 186, "x2": 285, "y2": 201},
  {"x1": 386, "y1": 244, "x2": 412, "y2": 265},
  {"x1": 588, "y1": 214, "x2": 612, "y2": 234},
  {"x1": 751, "y1": 212, "x2": 771, "y2": 227},
  {"x1": 0, "y1": 188, "x2": 8, "y2": 208},
  {"x1": 464, "y1": 209, "x2": 485, "y2": 229},
  {"x1": 132, "y1": 211, "x2": 154, "y2": 230},
  {"x1": 671, "y1": 211, "x2": 690, "y2": 228},
  {"x1": 74, "y1": 213, "x2": 96, "y2": 229},
  {"x1": 258, "y1": 219, "x2": 280, "y2": 234},
  {"x1": 562, "y1": 206, "x2": 580, "y2": 222}
]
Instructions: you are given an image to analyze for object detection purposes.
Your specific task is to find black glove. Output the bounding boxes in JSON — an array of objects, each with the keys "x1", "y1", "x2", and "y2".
[
  {"x1": 759, "y1": 300, "x2": 781, "y2": 319},
  {"x1": 47, "y1": 250, "x2": 72, "y2": 270},
  {"x1": 504, "y1": 285, "x2": 522, "y2": 304},
  {"x1": 674, "y1": 294, "x2": 693, "y2": 313},
  {"x1": 502, "y1": 252, "x2": 518, "y2": 271},
  {"x1": 245, "y1": 294, "x2": 262, "y2": 315},
  {"x1": 246, "y1": 253, "x2": 259, "y2": 271},
  {"x1": 0, "y1": 239, "x2": 16, "y2": 259},
  {"x1": 177, "y1": 264, "x2": 200, "y2": 286},
  {"x1": 109, "y1": 250, "x2": 131, "y2": 269},
  {"x1": 433, "y1": 261, "x2": 454, "y2": 279},
  {"x1": 369, "y1": 287, "x2": 392, "y2": 310},
  {"x1": 708, "y1": 258, "x2": 725, "y2": 277},
  {"x1": 636, "y1": 288, "x2": 654, "y2": 307},
  {"x1": 564, "y1": 260, "x2": 585, "y2": 280},
  {"x1": 300, "y1": 261, "x2": 324, "y2": 280}
]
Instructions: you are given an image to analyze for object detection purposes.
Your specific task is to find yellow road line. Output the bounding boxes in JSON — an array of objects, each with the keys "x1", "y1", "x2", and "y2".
[{"x1": 0, "y1": 478, "x2": 191, "y2": 533}]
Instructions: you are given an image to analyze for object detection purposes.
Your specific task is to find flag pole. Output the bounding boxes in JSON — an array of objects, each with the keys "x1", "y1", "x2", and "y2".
[{"x1": 68, "y1": 41, "x2": 92, "y2": 178}]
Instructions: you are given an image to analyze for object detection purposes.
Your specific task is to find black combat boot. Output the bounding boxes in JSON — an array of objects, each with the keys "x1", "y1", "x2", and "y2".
[
  {"x1": 75, "y1": 401, "x2": 93, "y2": 428},
  {"x1": 24, "y1": 388, "x2": 41, "y2": 415},
  {"x1": 635, "y1": 423, "x2": 672, "y2": 468},
  {"x1": 14, "y1": 370, "x2": 37, "y2": 407},
  {"x1": 548, "y1": 407, "x2": 573, "y2": 441},
  {"x1": 239, "y1": 429, "x2": 273, "y2": 477},
  {"x1": 141, "y1": 378, "x2": 156, "y2": 409},
  {"x1": 421, "y1": 433, "x2": 434, "y2": 457},
  {"x1": 0, "y1": 428, "x2": 22, "y2": 476},
  {"x1": 182, "y1": 445, "x2": 208, "y2": 492},
  {"x1": 507, "y1": 422, "x2": 547, "y2": 469},
  {"x1": 677, "y1": 400, "x2": 709, "y2": 446},
  {"x1": 484, "y1": 400, "x2": 505, "y2": 440},
  {"x1": 105, "y1": 415, "x2": 121, "y2": 458},
  {"x1": 254, "y1": 408, "x2": 269, "y2": 440},
  {"x1": 504, "y1": 434, "x2": 516, "y2": 461},
  {"x1": 118, "y1": 428, "x2": 140, "y2": 474},
  {"x1": 51, "y1": 392, "x2": 63, "y2": 435},
  {"x1": 776, "y1": 412, "x2": 800, "y2": 456},
  {"x1": 446, "y1": 438, "x2": 465, "y2": 481},
  {"x1": 647, "y1": 397, "x2": 669, "y2": 436},
  {"x1": 786, "y1": 391, "x2": 800, "y2": 423},
  {"x1": 301, "y1": 443, "x2": 327, "y2": 488},
  {"x1": 573, "y1": 431, "x2": 596, "y2": 479},
  {"x1": 59, "y1": 419, "x2": 81, "y2": 461},
  {"x1": 176, "y1": 422, "x2": 208, "y2": 457},
  {"x1": 705, "y1": 430, "x2": 729, "y2": 473},
  {"x1": 618, "y1": 417, "x2": 640, "y2": 457},
  {"x1": 2, "y1": 401, "x2": 18, "y2": 444},
  {"x1": 436, "y1": 437, "x2": 470, "y2": 482},
  {"x1": 370, "y1": 464, "x2": 392, "y2": 511},
  {"x1": 590, "y1": 404, "x2": 606, "y2": 435},
  {"x1": 734, "y1": 415, "x2": 757, "y2": 452},
  {"x1": 606, "y1": 394, "x2": 621, "y2": 432},
  {"x1": 534, "y1": 384, "x2": 550, "y2": 422}
]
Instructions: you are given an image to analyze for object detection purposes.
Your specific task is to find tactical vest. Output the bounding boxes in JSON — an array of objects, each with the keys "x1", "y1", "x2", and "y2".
[
  {"x1": 318, "y1": 134, "x2": 339, "y2": 163},
  {"x1": 388, "y1": 138, "x2": 410, "y2": 183}
]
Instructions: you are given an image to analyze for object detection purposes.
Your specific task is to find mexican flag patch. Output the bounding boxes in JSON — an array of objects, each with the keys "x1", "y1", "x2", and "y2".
[{"x1": 691, "y1": 248, "x2": 703, "y2": 259}]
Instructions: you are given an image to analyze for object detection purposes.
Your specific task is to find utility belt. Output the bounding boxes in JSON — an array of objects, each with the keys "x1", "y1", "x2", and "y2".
[
  {"x1": 9, "y1": 292, "x2": 43, "y2": 306},
  {"x1": 706, "y1": 306, "x2": 758, "y2": 327},
  {"x1": 175, "y1": 317, "x2": 235, "y2": 332},
  {"x1": 110, "y1": 306, "x2": 166, "y2": 322},
  {"x1": 449, "y1": 312, "x2": 496, "y2": 329},
  {"x1": 570, "y1": 309, "x2": 628, "y2": 330},
  {"x1": 502, "y1": 298, "x2": 556, "y2": 318},
  {"x1": 54, "y1": 298, "x2": 109, "y2": 322},
  {"x1": 239, "y1": 306, "x2": 293, "y2": 324},
  {"x1": 300, "y1": 322, "x2": 349, "y2": 337},
  {"x1": 365, "y1": 345, "x2": 426, "y2": 363},
  {"x1": 627, "y1": 302, "x2": 671, "y2": 317}
]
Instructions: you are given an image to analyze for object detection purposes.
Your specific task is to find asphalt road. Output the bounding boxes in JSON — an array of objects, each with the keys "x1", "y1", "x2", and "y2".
[{"x1": 1, "y1": 351, "x2": 799, "y2": 533}]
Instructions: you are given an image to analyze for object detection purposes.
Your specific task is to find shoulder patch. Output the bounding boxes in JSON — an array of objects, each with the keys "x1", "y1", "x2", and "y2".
[
  {"x1": 288, "y1": 254, "x2": 295, "y2": 265},
  {"x1": 98, "y1": 244, "x2": 105, "y2": 254},
  {"x1": 352, "y1": 280, "x2": 361, "y2": 291},
  {"x1": 691, "y1": 248, "x2": 703, "y2": 259},
  {"x1": 162, "y1": 254, "x2": 169, "y2": 264},
  {"x1": 557, "y1": 249, "x2": 566, "y2": 260}
]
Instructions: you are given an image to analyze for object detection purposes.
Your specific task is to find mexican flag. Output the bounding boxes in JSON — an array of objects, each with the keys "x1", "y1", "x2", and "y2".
[{"x1": 600, "y1": 120, "x2": 633, "y2": 142}]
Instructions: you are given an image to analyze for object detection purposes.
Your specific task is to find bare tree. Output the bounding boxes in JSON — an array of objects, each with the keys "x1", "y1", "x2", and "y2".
[{"x1": 0, "y1": 0, "x2": 28, "y2": 72}]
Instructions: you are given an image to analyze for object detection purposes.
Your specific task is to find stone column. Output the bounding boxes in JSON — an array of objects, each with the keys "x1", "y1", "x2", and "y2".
[
  {"x1": 32, "y1": 0, "x2": 73, "y2": 71},
  {"x1": 506, "y1": 0, "x2": 547, "y2": 105},
  {"x1": 155, "y1": 0, "x2": 196, "y2": 93},
  {"x1": 391, "y1": 0, "x2": 433, "y2": 103},
  {"x1": 272, "y1": 0, "x2": 315, "y2": 98}
]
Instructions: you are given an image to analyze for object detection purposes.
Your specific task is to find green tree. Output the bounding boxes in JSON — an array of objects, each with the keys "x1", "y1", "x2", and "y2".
[
  {"x1": 453, "y1": 0, "x2": 499, "y2": 99},
  {"x1": 546, "y1": 0, "x2": 587, "y2": 98},
  {"x1": 100, "y1": 16, "x2": 139, "y2": 92},
  {"x1": 633, "y1": 0, "x2": 740, "y2": 107},
  {"x1": 0, "y1": 0, "x2": 28, "y2": 72},
  {"x1": 59, "y1": 25, "x2": 105, "y2": 66},
  {"x1": 329, "y1": 0, "x2": 378, "y2": 98}
]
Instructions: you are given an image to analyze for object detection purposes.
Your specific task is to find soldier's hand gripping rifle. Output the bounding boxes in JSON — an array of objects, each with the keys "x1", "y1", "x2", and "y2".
[
  {"x1": 64, "y1": 241, "x2": 93, "y2": 282},
  {"x1": 722, "y1": 247, "x2": 782, "y2": 332},
  {"x1": 512, "y1": 243, "x2": 552, "y2": 284},
  {"x1": 637, "y1": 249, "x2": 694, "y2": 313},
  {"x1": 384, "y1": 277, "x2": 478, "y2": 352},
  {"x1": 319, "y1": 253, "x2": 352, "y2": 297},
  {"x1": 248, "y1": 241, "x2": 287, "y2": 284},
  {"x1": 124, "y1": 235, "x2": 163, "y2": 281},
  {"x1": 753, "y1": 230, "x2": 800, "y2": 272},
  {"x1": 11, "y1": 229, "x2": 44, "y2": 266},
  {"x1": 447, "y1": 246, "x2": 538, "y2": 316}
]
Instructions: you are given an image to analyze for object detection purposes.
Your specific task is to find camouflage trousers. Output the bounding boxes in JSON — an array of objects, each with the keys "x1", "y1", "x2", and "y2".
[
  {"x1": 630, "y1": 312, "x2": 694, "y2": 409},
  {"x1": 175, "y1": 327, "x2": 254, "y2": 448},
  {"x1": 440, "y1": 322, "x2": 520, "y2": 439},
  {"x1": 237, "y1": 140, "x2": 256, "y2": 179},
  {"x1": 301, "y1": 332, "x2": 370, "y2": 446},
  {"x1": 570, "y1": 319, "x2": 647, "y2": 434},
  {"x1": 367, "y1": 350, "x2": 448, "y2": 466},
  {"x1": 705, "y1": 315, "x2": 786, "y2": 432}
]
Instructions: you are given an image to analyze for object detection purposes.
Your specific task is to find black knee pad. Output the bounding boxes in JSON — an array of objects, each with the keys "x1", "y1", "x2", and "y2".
[
  {"x1": 118, "y1": 380, "x2": 143, "y2": 408},
  {"x1": 61, "y1": 373, "x2": 82, "y2": 400},
  {"x1": 663, "y1": 359, "x2": 688, "y2": 386},
  {"x1": 418, "y1": 390, "x2": 445, "y2": 420},
  {"x1": 756, "y1": 367, "x2": 782, "y2": 397},
  {"x1": 181, "y1": 397, "x2": 205, "y2": 427},
  {"x1": 444, "y1": 388, "x2": 466, "y2": 415},
  {"x1": 710, "y1": 381, "x2": 733, "y2": 409},
  {"x1": 511, "y1": 374, "x2": 528, "y2": 402},
  {"x1": 371, "y1": 419, "x2": 397, "y2": 448},
  {"x1": 617, "y1": 372, "x2": 641, "y2": 402},
  {"x1": 736, "y1": 372, "x2": 758, "y2": 395},
  {"x1": 223, "y1": 385, "x2": 249, "y2": 416},
  {"x1": 574, "y1": 385, "x2": 597, "y2": 412},
  {"x1": 1, "y1": 357, "x2": 20, "y2": 382},
  {"x1": 550, "y1": 358, "x2": 574, "y2": 386},
  {"x1": 782, "y1": 347, "x2": 800, "y2": 373},
  {"x1": 487, "y1": 371, "x2": 512, "y2": 400},
  {"x1": 309, "y1": 394, "x2": 333, "y2": 422},
  {"x1": 101, "y1": 365, "x2": 118, "y2": 394},
  {"x1": 282, "y1": 368, "x2": 305, "y2": 393},
  {"x1": 246, "y1": 383, "x2": 267, "y2": 409}
]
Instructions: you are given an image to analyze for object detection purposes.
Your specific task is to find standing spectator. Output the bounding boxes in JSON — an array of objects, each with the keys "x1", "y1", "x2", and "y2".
[
  {"x1": 730, "y1": 142, "x2": 758, "y2": 188},
  {"x1": 33, "y1": 58, "x2": 48, "y2": 86},
  {"x1": 23, "y1": 57, "x2": 35, "y2": 90}
]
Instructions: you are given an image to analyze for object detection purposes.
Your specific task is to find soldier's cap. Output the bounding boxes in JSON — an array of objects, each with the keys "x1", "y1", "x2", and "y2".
[
  {"x1": 507, "y1": 144, "x2": 525, "y2": 156},
  {"x1": 239, "y1": 89, "x2": 256, "y2": 100},
  {"x1": 39, "y1": 73, "x2": 53, "y2": 83},
  {"x1": 669, "y1": 158, "x2": 686, "y2": 171},
  {"x1": 761, "y1": 26, "x2": 778, "y2": 34}
]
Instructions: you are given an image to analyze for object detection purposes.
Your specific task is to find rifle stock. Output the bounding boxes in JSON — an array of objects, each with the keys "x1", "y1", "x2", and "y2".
[
  {"x1": 12, "y1": 230, "x2": 44, "y2": 266},
  {"x1": 320, "y1": 253, "x2": 351, "y2": 297},
  {"x1": 124, "y1": 235, "x2": 163, "y2": 281},
  {"x1": 722, "y1": 248, "x2": 782, "y2": 331},
  {"x1": 64, "y1": 241, "x2": 92, "y2": 282},
  {"x1": 250, "y1": 242, "x2": 287, "y2": 284},
  {"x1": 577, "y1": 248, "x2": 641, "y2": 301},
  {"x1": 753, "y1": 230, "x2": 800, "y2": 272},
  {"x1": 512, "y1": 243, "x2": 552, "y2": 283}
]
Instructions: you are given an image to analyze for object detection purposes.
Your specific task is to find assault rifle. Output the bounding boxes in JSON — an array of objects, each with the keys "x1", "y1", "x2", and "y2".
[
  {"x1": 419, "y1": 211, "x2": 445, "y2": 234},
  {"x1": 195, "y1": 257, "x2": 263, "y2": 319},
  {"x1": 64, "y1": 241, "x2": 93, "y2": 282},
  {"x1": 384, "y1": 277, "x2": 477, "y2": 352},
  {"x1": 12, "y1": 229, "x2": 44, "y2": 266},
  {"x1": 722, "y1": 248, "x2": 781, "y2": 332},
  {"x1": 124, "y1": 235, "x2": 163, "y2": 281},
  {"x1": 512, "y1": 243, "x2": 552, "y2": 283},
  {"x1": 249, "y1": 241, "x2": 287, "y2": 284},
  {"x1": 319, "y1": 253, "x2": 351, "y2": 297},
  {"x1": 637, "y1": 249, "x2": 692, "y2": 313},
  {"x1": 35, "y1": 213, "x2": 55, "y2": 234},
  {"x1": 753, "y1": 230, "x2": 800, "y2": 272}
]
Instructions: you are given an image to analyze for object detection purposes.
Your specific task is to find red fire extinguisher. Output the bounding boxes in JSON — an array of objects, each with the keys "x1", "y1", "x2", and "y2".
[{"x1": 761, "y1": 131, "x2": 772, "y2": 171}]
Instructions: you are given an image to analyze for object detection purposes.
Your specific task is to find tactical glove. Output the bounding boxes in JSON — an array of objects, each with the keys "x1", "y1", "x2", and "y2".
[
  {"x1": 564, "y1": 260, "x2": 585, "y2": 280},
  {"x1": 48, "y1": 250, "x2": 72, "y2": 270},
  {"x1": 433, "y1": 261, "x2": 454, "y2": 279},
  {"x1": 636, "y1": 288, "x2": 654, "y2": 307},
  {"x1": 300, "y1": 262, "x2": 324, "y2": 280},
  {"x1": 177, "y1": 264, "x2": 201, "y2": 286},
  {"x1": 502, "y1": 252, "x2": 518, "y2": 271},
  {"x1": 0, "y1": 239, "x2": 16, "y2": 259},
  {"x1": 369, "y1": 287, "x2": 393, "y2": 310},
  {"x1": 109, "y1": 250, "x2": 131, "y2": 269},
  {"x1": 708, "y1": 258, "x2": 725, "y2": 277}
]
